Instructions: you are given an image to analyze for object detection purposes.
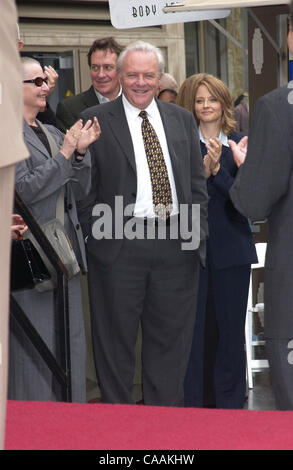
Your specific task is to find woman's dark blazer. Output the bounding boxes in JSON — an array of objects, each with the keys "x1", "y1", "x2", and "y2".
[{"x1": 202, "y1": 131, "x2": 258, "y2": 269}]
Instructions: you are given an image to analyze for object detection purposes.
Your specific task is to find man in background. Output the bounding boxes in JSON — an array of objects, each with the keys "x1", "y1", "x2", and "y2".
[
  {"x1": 157, "y1": 72, "x2": 178, "y2": 103},
  {"x1": 0, "y1": 0, "x2": 29, "y2": 449},
  {"x1": 56, "y1": 37, "x2": 123, "y2": 132},
  {"x1": 158, "y1": 72, "x2": 178, "y2": 94},
  {"x1": 234, "y1": 92, "x2": 249, "y2": 134},
  {"x1": 56, "y1": 36, "x2": 124, "y2": 402}
]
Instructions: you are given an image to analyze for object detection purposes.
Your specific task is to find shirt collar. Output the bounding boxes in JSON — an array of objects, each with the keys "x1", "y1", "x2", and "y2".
[
  {"x1": 122, "y1": 94, "x2": 158, "y2": 120},
  {"x1": 94, "y1": 85, "x2": 122, "y2": 104},
  {"x1": 199, "y1": 127, "x2": 229, "y2": 147}
]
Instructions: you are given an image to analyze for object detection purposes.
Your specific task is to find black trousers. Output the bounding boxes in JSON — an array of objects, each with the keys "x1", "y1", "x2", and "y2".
[
  {"x1": 185, "y1": 261, "x2": 250, "y2": 409},
  {"x1": 87, "y1": 229, "x2": 200, "y2": 406}
]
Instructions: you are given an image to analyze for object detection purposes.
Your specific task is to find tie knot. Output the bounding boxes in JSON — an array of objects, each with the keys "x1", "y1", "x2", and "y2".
[{"x1": 139, "y1": 110, "x2": 148, "y2": 121}]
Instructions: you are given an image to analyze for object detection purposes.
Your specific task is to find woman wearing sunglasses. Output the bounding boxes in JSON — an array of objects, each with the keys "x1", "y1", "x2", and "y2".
[{"x1": 8, "y1": 57, "x2": 101, "y2": 403}]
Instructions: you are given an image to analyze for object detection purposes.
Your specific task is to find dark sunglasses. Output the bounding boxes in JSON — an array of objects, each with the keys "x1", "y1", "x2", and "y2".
[{"x1": 23, "y1": 76, "x2": 49, "y2": 87}]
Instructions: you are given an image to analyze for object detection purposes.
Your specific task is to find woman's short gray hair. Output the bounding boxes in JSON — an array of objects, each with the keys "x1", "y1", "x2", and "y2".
[
  {"x1": 116, "y1": 41, "x2": 165, "y2": 77},
  {"x1": 21, "y1": 57, "x2": 41, "y2": 77}
]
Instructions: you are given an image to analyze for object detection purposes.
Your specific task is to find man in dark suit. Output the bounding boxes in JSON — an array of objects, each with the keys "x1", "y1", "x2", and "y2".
[
  {"x1": 78, "y1": 41, "x2": 209, "y2": 406},
  {"x1": 56, "y1": 37, "x2": 123, "y2": 132},
  {"x1": 229, "y1": 0, "x2": 293, "y2": 411}
]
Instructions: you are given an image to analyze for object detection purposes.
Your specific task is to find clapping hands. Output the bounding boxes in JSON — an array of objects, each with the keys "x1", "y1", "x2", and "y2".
[
  {"x1": 76, "y1": 117, "x2": 101, "y2": 155},
  {"x1": 203, "y1": 137, "x2": 222, "y2": 179},
  {"x1": 61, "y1": 117, "x2": 101, "y2": 160},
  {"x1": 228, "y1": 136, "x2": 248, "y2": 168}
]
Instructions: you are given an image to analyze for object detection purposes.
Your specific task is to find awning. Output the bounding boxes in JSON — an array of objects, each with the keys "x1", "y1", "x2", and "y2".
[
  {"x1": 164, "y1": 0, "x2": 289, "y2": 13},
  {"x1": 163, "y1": 0, "x2": 289, "y2": 56},
  {"x1": 109, "y1": 0, "x2": 289, "y2": 31}
]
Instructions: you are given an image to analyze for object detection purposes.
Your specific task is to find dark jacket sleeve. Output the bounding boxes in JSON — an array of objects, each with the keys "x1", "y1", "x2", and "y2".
[{"x1": 230, "y1": 92, "x2": 293, "y2": 221}]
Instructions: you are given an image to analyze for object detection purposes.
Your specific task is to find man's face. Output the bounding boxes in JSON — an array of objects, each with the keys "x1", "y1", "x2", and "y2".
[
  {"x1": 89, "y1": 49, "x2": 120, "y2": 100},
  {"x1": 158, "y1": 90, "x2": 177, "y2": 104},
  {"x1": 120, "y1": 50, "x2": 160, "y2": 110},
  {"x1": 23, "y1": 63, "x2": 49, "y2": 111}
]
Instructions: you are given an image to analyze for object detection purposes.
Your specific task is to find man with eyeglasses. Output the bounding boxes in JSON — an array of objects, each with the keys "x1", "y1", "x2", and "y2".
[{"x1": 56, "y1": 37, "x2": 123, "y2": 133}]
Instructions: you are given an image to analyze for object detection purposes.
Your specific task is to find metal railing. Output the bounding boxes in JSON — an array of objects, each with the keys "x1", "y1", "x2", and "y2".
[{"x1": 10, "y1": 190, "x2": 72, "y2": 402}]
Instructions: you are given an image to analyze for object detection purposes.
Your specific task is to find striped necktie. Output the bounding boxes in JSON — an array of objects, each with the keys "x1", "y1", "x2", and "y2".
[{"x1": 139, "y1": 110, "x2": 173, "y2": 219}]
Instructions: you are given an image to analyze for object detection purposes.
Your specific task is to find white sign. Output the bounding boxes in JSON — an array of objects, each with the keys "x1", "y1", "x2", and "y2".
[
  {"x1": 164, "y1": 0, "x2": 288, "y2": 12},
  {"x1": 108, "y1": 0, "x2": 231, "y2": 29}
]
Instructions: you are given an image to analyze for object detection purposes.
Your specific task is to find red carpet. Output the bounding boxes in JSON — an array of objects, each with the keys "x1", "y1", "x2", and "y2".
[{"x1": 4, "y1": 400, "x2": 293, "y2": 450}]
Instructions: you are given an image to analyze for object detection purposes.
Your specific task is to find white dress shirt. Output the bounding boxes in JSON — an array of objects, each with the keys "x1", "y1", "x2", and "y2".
[
  {"x1": 94, "y1": 86, "x2": 122, "y2": 104},
  {"x1": 122, "y1": 95, "x2": 179, "y2": 218},
  {"x1": 199, "y1": 128, "x2": 229, "y2": 147}
]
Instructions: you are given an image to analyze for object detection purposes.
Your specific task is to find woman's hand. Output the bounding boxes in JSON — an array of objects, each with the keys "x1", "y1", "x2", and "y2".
[
  {"x1": 60, "y1": 120, "x2": 83, "y2": 160},
  {"x1": 203, "y1": 153, "x2": 212, "y2": 179},
  {"x1": 205, "y1": 137, "x2": 222, "y2": 176},
  {"x1": 11, "y1": 214, "x2": 28, "y2": 240},
  {"x1": 60, "y1": 118, "x2": 101, "y2": 160},
  {"x1": 44, "y1": 65, "x2": 59, "y2": 96},
  {"x1": 228, "y1": 136, "x2": 248, "y2": 167},
  {"x1": 76, "y1": 117, "x2": 101, "y2": 155}
]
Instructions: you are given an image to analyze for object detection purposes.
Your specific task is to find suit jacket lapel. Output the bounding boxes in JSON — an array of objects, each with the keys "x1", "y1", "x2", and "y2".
[
  {"x1": 83, "y1": 86, "x2": 100, "y2": 108},
  {"x1": 107, "y1": 96, "x2": 136, "y2": 173},
  {"x1": 156, "y1": 99, "x2": 180, "y2": 174},
  {"x1": 23, "y1": 119, "x2": 52, "y2": 159},
  {"x1": 105, "y1": 97, "x2": 183, "y2": 175}
]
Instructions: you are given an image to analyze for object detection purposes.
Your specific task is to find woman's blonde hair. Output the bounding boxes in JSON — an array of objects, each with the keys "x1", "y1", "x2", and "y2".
[{"x1": 176, "y1": 73, "x2": 237, "y2": 136}]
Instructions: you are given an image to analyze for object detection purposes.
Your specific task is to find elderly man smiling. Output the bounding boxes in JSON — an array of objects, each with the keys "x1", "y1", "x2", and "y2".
[{"x1": 78, "y1": 41, "x2": 208, "y2": 406}]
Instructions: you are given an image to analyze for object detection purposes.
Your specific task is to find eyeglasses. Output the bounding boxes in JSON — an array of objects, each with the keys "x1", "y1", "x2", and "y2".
[{"x1": 23, "y1": 77, "x2": 49, "y2": 87}]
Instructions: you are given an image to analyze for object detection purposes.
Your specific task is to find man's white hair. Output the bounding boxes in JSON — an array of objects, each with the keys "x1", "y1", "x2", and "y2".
[{"x1": 116, "y1": 40, "x2": 165, "y2": 77}]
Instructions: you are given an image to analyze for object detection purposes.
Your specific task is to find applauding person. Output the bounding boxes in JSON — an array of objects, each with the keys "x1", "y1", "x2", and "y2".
[
  {"x1": 9, "y1": 57, "x2": 100, "y2": 403},
  {"x1": 177, "y1": 74, "x2": 257, "y2": 409}
]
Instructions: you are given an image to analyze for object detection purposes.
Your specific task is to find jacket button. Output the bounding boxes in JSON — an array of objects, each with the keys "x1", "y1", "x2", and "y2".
[
  {"x1": 67, "y1": 203, "x2": 73, "y2": 210},
  {"x1": 76, "y1": 224, "x2": 80, "y2": 230}
]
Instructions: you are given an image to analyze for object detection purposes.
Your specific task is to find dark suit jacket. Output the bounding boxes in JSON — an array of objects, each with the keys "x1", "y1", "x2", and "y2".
[
  {"x1": 230, "y1": 85, "x2": 293, "y2": 338},
  {"x1": 202, "y1": 132, "x2": 257, "y2": 270},
  {"x1": 78, "y1": 96, "x2": 209, "y2": 268},
  {"x1": 56, "y1": 85, "x2": 100, "y2": 132}
]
